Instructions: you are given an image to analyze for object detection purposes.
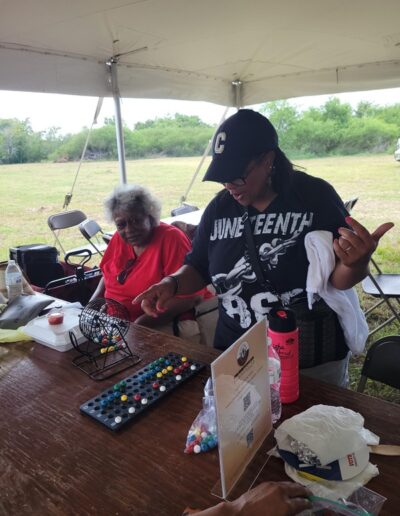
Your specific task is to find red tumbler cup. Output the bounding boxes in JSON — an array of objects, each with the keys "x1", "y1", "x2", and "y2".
[{"x1": 268, "y1": 307, "x2": 299, "y2": 403}]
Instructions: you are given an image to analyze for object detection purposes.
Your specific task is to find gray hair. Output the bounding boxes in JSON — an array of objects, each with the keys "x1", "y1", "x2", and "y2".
[{"x1": 104, "y1": 184, "x2": 162, "y2": 225}]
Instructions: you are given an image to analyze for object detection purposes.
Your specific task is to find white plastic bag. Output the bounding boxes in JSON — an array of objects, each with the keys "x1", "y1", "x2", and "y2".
[{"x1": 275, "y1": 405, "x2": 379, "y2": 481}]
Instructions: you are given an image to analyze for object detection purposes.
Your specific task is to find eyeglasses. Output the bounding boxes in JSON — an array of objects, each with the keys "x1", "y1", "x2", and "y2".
[
  {"x1": 116, "y1": 258, "x2": 136, "y2": 285},
  {"x1": 223, "y1": 161, "x2": 256, "y2": 187},
  {"x1": 224, "y1": 176, "x2": 248, "y2": 187},
  {"x1": 223, "y1": 154, "x2": 269, "y2": 187}
]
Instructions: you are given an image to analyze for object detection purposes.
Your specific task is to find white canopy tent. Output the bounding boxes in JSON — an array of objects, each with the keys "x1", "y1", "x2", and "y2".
[{"x1": 1, "y1": 0, "x2": 400, "y2": 182}]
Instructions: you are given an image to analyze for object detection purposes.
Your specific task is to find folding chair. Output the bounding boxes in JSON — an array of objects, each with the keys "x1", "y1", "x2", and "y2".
[
  {"x1": 194, "y1": 295, "x2": 219, "y2": 347},
  {"x1": 79, "y1": 219, "x2": 108, "y2": 256},
  {"x1": 170, "y1": 203, "x2": 199, "y2": 217},
  {"x1": 48, "y1": 210, "x2": 88, "y2": 256},
  {"x1": 357, "y1": 335, "x2": 400, "y2": 392},
  {"x1": 48, "y1": 210, "x2": 100, "y2": 259},
  {"x1": 362, "y1": 257, "x2": 400, "y2": 336}
]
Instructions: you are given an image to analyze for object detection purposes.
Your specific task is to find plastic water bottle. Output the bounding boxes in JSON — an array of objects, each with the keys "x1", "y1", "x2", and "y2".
[
  {"x1": 5, "y1": 259, "x2": 23, "y2": 302},
  {"x1": 268, "y1": 307, "x2": 299, "y2": 404},
  {"x1": 267, "y1": 336, "x2": 282, "y2": 424}
]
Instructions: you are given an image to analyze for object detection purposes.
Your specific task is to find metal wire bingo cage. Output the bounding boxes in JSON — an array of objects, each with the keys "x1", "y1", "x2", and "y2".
[{"x1": 70, "y1": 298, "x2": 140, "y2": 380}]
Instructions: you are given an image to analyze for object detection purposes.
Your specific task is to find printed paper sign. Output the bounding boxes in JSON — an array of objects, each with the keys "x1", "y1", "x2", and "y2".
[{"x1": 211, "y1": 319, "x2": 272, "y2": 498}]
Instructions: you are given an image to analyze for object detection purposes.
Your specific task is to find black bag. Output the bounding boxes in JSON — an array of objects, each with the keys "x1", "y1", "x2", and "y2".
[
  {"x1": 0, "y1": 294, "x2": 53, "y2": 329},
  {"x1": 9, "y1": 244, "x2": 64, "y2": 288},
  {"x1": 289, "y1": 298, "x2": 348, "y2": 369}
]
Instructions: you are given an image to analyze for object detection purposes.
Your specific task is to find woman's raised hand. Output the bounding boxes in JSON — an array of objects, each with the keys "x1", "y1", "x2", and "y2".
[
  {"x1": 133, "y1": 278, "x2": 176, "y2": 317},
  {"x1": 334, "y1": 216, "x2": 394, "y2": 267}
]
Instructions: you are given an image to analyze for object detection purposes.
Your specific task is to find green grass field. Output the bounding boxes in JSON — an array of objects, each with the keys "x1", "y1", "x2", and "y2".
[{"x1": 1, "y1": 154, "x2": 399, "y2": 401}]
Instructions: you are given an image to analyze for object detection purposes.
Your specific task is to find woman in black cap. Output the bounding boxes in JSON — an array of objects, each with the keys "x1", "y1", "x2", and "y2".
[{"x1": 134, "y1": 109, "x2": 393, "y2": 386}]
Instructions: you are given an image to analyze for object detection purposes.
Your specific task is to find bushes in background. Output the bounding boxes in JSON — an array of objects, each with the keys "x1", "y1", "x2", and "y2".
[{"x1": 1, "y1": 101, "x2": 400, "y2": 164}]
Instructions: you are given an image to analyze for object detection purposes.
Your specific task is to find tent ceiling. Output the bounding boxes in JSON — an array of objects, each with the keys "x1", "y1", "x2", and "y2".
[{"x1": 1, "y1": 0, "x2": 400, "y2": 106}]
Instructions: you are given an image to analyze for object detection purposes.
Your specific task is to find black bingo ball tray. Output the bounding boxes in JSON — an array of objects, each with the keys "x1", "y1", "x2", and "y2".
[{"x1": 80, "y1": 352, "x2": 205, "y2": 431}]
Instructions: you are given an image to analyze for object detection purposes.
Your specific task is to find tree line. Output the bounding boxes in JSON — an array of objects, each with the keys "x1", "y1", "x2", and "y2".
[{"x1": 0, "y1": 99, "x2": 399, "y2": 164}]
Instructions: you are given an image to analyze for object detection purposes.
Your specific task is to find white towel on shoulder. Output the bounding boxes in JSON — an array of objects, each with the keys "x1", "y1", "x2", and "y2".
[{"x1": 304, "y1": 230, "x2": 368, "y2": 355}]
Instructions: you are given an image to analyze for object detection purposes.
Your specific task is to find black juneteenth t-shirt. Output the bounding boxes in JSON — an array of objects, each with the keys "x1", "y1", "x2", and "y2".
[{"x1": 185, "y1": 171, "x2": 348, "y2": 350}]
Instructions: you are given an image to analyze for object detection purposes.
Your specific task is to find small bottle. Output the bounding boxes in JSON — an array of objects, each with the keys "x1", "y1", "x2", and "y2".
[
  {"x1": 267, "y1": 336, "x2": 282, "y2": 424},
  {"x1": 268, "y1": 307, "x2": 299, "y2": 404},
  {"x1": 5, "y1": 259, "x2": 23, "y2": 302}
]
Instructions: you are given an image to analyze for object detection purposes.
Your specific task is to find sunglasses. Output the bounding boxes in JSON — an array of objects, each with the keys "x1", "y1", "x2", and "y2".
[{"x1": 116, "y1": 258, "x2": 136, "y2": 285}]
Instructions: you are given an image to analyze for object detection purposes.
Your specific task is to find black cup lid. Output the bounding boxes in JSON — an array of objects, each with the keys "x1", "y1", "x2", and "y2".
[{"x1": 268, "y1": 307, "x2": 297, "y2": 332}]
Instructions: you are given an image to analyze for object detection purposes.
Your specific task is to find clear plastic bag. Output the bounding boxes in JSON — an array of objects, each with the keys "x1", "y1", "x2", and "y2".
[
  {"x1": 299, "y1": 495, "x2": 373, "y2": 515},
  {"x1": 184, "y1": 378, "x2": 218, "y2": 454},
  {"x1": 347, "y1": 486, "x2": 386, "y2": 516}
]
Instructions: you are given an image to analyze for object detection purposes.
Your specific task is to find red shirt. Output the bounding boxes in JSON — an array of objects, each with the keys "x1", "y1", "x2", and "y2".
[{"x1": 100, "y1": 222, "x2": 210, "y2": 321}]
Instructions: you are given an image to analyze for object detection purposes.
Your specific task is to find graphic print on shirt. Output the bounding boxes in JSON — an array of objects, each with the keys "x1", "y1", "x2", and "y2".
[
  {"x1": 210, "y1": 211, "x2": 313, "y2": 330},
  {"x1": 259, "y1": 230, "x2": 301, "y2": 268}
]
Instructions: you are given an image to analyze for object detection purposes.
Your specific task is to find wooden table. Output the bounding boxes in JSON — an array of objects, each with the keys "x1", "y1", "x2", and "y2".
[{"x1": 1, "y1": 327, "x2": 399, "y2": 515}]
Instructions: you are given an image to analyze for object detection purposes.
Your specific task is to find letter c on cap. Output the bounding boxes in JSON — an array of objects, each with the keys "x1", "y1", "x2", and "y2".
[{"x1": 214, "y1": 132, "x2": 226, "y2": 154}]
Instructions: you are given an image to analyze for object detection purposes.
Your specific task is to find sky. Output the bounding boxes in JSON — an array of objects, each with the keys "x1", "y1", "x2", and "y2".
[{"x1": 0, "y1": 87, "x2": 399, "y2": 135}]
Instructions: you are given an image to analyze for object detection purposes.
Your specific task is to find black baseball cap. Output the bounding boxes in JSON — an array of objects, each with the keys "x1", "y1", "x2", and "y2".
[{"x1": 203, "y1": 109, "x2": 279, "y2": 184}]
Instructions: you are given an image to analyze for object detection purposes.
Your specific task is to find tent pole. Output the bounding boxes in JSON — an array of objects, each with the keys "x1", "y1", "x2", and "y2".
[
  {"x1": 107, "y1": 58, "x2": 127, "y2": 185},
  {"x1": 232, "y1": 80, "x2": 243, "y2": 109},
  {"x1": 180, "y1": 106, "x2": 230, "y2": 203}
]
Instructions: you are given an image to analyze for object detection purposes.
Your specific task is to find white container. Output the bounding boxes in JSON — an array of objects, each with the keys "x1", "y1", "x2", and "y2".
[
  {"x1": 23, "y1": 307, "x2": 86, "y2": 352},
  {"x1": 5, "y1": 259, "x2": 23, "y2": 302}
]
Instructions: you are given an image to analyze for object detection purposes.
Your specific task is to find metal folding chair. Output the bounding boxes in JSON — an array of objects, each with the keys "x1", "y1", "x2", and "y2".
[
  {"x1": 47, "y1": 210, "x2": 105, "y2": 257},
  {"x1": 79, "y1": 219, "x2": 108, "y2": 256},
  {"x1": 170, "y1": 203, "x2": 199, "y2": 217},
  {"x1": 357, "y1": 335, "x2": 400, "y2": 392},
  {"x1": 48, "y1": 210, "x2": 89, "y2": 256},
  {"x1": 362, "y1": 257, "x2": 400, "y2": 336}
]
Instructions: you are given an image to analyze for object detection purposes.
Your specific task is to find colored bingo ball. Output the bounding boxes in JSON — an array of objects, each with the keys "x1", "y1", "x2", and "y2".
[{"x1": 184, "y1": 426, "x2": 218, "y2": 454}]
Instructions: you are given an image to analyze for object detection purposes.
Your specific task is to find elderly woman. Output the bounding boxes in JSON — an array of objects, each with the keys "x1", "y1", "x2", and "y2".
[{"x1": 91, "y1": 184, "x2": 210, "y2": 335}]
